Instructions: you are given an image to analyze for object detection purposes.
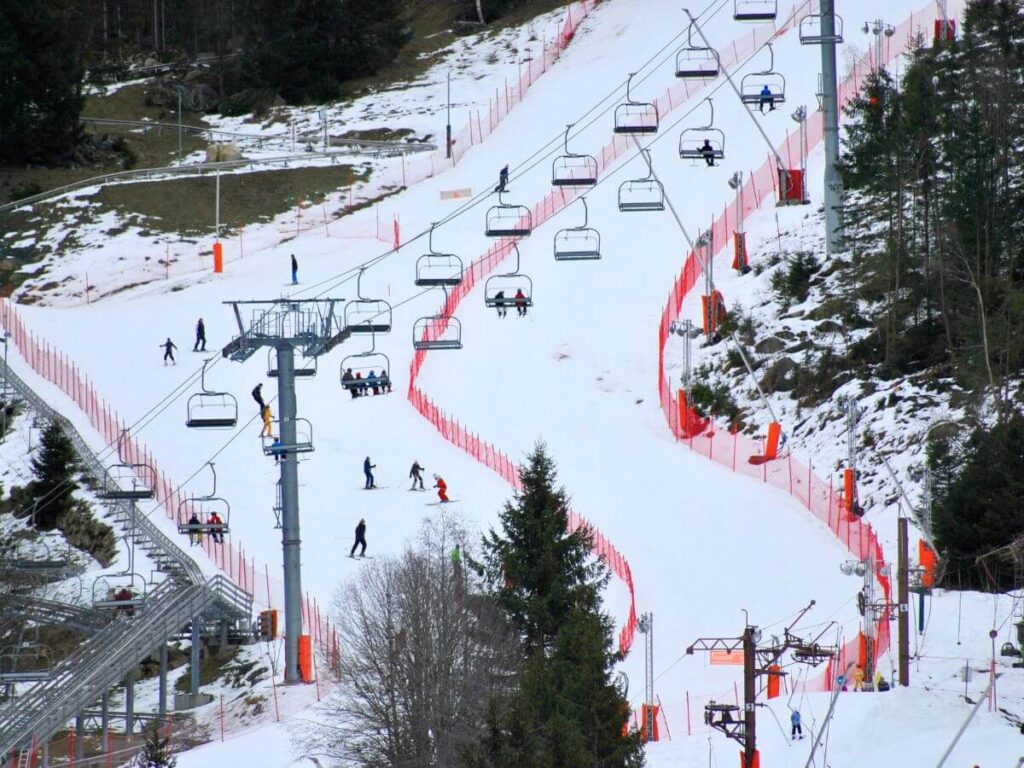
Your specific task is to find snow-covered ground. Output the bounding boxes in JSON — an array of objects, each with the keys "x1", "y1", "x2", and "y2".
[{"x1": 4, "y1": 0, "x2": 1023, "y2": 764}]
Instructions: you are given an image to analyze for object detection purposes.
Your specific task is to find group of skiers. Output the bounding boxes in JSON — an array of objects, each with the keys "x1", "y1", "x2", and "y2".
[
  {"x1": 492, "y1": 289, "x2": 528, "y2": 318},
  {"x1": 160, "y1": 317, "x2": 207, "y2": 365},
  {"x1": 342, "y1": 368, "x2": 392, "y2": 398}
]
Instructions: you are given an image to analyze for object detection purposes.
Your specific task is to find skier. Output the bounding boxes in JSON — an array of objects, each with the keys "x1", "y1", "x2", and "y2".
[
  {"x1": 363, "y1": 456, "x2": 376, "y2": 489},
  {"x1": 187, "y1": 511, "x2": 203, "y2": 547},
  {"x1": 496, "y1": 164, "x2": 509, "y2": 193},
  {"x1": 252, "y1": 383, "x2": 265, "y2": 412},
  {"x1": 700, "y1": 139, "x2": 716, "y2": 167},
  {"x1": 758, "y1": 84, "x2": 775, "y2": 114},
  {"x1": 349, "y1": 518, "x2": 367, "y2": 558},
  {"x1": 409, "y1": 460, "x2": 425, "y2": 490},
  {"x1": 852, "y1": 664, "x2": 865, "y2": 692},
  {"x1": 514, "y1": 288, "x2": 528, "y2": 317},
  {"x1": 207, "y1": 510, "x2": 224, "y2": 544},
  {"x1": 493, "y1": 290, "x2": 508, "y2": 318},
  {"x1": 193, "y1": 318, "x2": 207, "y2": 352},
  {"x1": 367, "y1": 370, "x2": 379, "y2": 396},
  {"x1": 790, "y1": 709, "x2": 802, "y2": 740},
  {"x1": 433, "y1": 474, "x2": 449, "y2": 503},
  {"x1": 260, "y1": 404, "x2": 274, "y2": 438},
  {"x1": 161, "y1": 338, "x2": 177, "y2": 365},
  {"x1": 291, "y1": 253, "x2": 298, "y2": 285},
  {"x1": 342, "y1": 368, "x2": 357, "y2": 398}
]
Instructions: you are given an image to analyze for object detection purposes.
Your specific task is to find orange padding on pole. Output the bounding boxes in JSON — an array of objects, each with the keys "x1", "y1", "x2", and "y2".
[
  {"x1": 298, "y1": 634, "x2": 313, "y2": 683},
  {"x1": 213, "y1": 242, "x2": 224, "y2": 274},
  {"x1": 857, "y1": 631, "x2": 867, "y2": 670},
  {"x1": 640, "y1": 704, "x2": 660, "y2": 742},
  {"x1": 843, "y1": 467, "x2": 855, "y2": 515},
  {"x1": 766, "y1": 664, "x2": 782, "y2": 699},
  {"x1": 732, "y1": 232, "x2": 748, "y2": 271},
  {"x1": 919, "y1": 540, "x2": 938, "y2": 588},
  {"x1": 765, "y1": 422, "x2": 781, "y2": 460},
  {"x1": 739, "y1": 749, "x2": 760, "y2": 768},
  {"x1": 701, "y1": 290, "x2": 727, "y2": 334}
]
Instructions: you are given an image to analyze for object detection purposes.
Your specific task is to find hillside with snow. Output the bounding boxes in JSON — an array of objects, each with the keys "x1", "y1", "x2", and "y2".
[{"x1": 3, "y1": 0, "x2": 1023, "y2": 766}]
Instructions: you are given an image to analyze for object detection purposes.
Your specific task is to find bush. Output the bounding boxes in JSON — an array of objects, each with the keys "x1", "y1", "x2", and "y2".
[
  {"x1": 770, "y1": 251, "x2": 819, "y2": 307},
  {"x1": 9, "y1": 181, "x2": 43, "y2": 202}
]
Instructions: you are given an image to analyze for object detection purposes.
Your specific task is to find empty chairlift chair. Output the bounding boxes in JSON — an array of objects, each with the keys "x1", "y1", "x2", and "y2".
[
  {"x1": 267, "y1": 348, "x2": 318, "y2": 378},
  {"x1": 97, "y1": 431, "x2": 156, "y2": 501},
  {"x1": 345, "y1": 268, "x2": 393, "y2": 333},
  {"x1": 740, "y1": 44, "x2": 786, "y2": 111},
  {"x1": 618, "y1": 149, "x2": 665, "y2": 212},
  {"x1": 554, "y1": 198, "x2": 601, "y2": 261},
  {"x1": 614, "y1": 73, "x2": 659, "y2": 134},
  {"x1": 799, "y1": 14, "x2": 844, "y2": 44},
  {"x1": 484, "y1": 244, "x2": 534, "y2": 314},
  {"x1": 0, "y1": 647, "x2": 52, "y2": 684},
  {"x1": 415, "y1": 224, "x2": 464, "y2": 287},
  {"x1": 341, "y1": 331, "x2": 392, "y2": 396},
  {"x1": 552, "y1": 124, "x2": 598, "y2": 187},
  {"x1": 176, "y1": 463, "x2": 230, "y2": 541},
  {"x1": 678, "y1": 98, "x2": 725, "y2": 165},
  {"x1": 675, "y1": 24, "x2": 721, "y2": 79},
  {"x1": 485, "y1": 190, "x2": 533, "y2": 238},
  {"x1": 734, "y1": 0, "x2": 777, "y2": 22},
  {"x1": 413, "y1": 286, "x2": 463, "y2": 350},
  {"x1": 186, "y1": 359, "x2": 238, "y2": 428}
]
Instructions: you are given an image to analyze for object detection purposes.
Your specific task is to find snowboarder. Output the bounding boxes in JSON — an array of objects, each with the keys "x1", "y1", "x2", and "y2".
[
  {"x1": 433, "y1": 474, "x2": 449, "y2": 503},
  {"x1": 409, "y1": 460, "x2": 425, "y2": 490},
  {"x1": 758, "y1": 84, "x2": 775, "y2": 114},
  {"x1": 363, "y1": 456, "x2": 376, "y2": 489},
  {"x1": 514, "y1": 288, "x2": 528, "y2": 317},
  {"x1": 252, "y1": 383, "x2": 265, "y2": 412},
  {"x1": 493, "y1": 290, "x2": 508, "y2": 318},
  {"x1": 193, "y1": 318, "x2": 207, "y2": 352},
  {"x1": 207, "y1": 510, "x2": 224, "y2": 544},
  {"x1": 260, "y1": 404, "x2": 274, "y2": 438},
  {"x1": 291, "y1": 253, "x2": 298, "y2": 285},
  {"x1": 161, "y1": 338, "x2": 177, "y2": 365},
  {"x1": 496, "y1": 164, "x2": 509, "y2": 193},
  {"x1": 790, "y1": 709, "x2": 802, "y2": 740},
  {"x1": 700, "y1": 139, "x2": 716, "y2": 167},
  {"x1": 187, "y1": 512, "x2": 202, "y2": 547},
  {"x1": 350, "y1": 518, "x2": 367, "y2": 557},
  {"x1": 342, "y1": 368, "x2": 357, "y2": 398}
]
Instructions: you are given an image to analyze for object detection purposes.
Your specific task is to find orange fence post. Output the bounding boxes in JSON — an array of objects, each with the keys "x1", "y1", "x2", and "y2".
[{"x1": 212, "y1": 241, "x2": 223, "y2": 273}]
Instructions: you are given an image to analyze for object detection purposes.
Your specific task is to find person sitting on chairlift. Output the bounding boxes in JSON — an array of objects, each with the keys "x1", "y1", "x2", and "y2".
[
  {"x1": 342, "y1": 368, "x2": 356, "y2": 398},
  {"x1": 759, "y1": 84, "x2": 775, "y2": 114},
  {"x1": 354, "y1": 371, "x2": 364, "y2": 397},
  {"x1": 494, "y1": 290, "x2": 508, "y2": 318},
  {"x1": 207, "y1": 511, "x2": 224, "y2": 544},
  {"x1": 700, "y1": 139, "x2": 716, "y2": 167},
  {"x1": 514, "y1": 289, "x2": 528, "y2": 317},
  {"x1": 368, "y1": 370, "x2": 380, "y2": 396},
  {"x1": 188, "y1": 512, "x2": 203, "y2": 547},
  {"x1": 379, "y1": 369, "x2": 392, "y2": 393}
]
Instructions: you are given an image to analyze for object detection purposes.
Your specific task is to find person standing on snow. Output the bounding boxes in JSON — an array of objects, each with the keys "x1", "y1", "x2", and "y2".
[
  {"x1": 161, "y1": 338, "x2": 177, "y2": 365},
  {"x1": 193, "y1": 318, "x2": 207, "y2": 352},
  {"x1": 790, "y1": 710, "x2": 802, "y2": 740},
  {"x1": 409, "y1": 461, "x2": 425, "y2": 490},
  {"x1": 350, "y1": 518, "x2": 367, "y2": 557},
  {"x1": 433, "y1": 474, "x2": 449, "y2": 503},
  {"x1": 291, "y1": 254, "x2": 298, "y2": 285},
  {"x1": 363, "y1": 456, "x2": 376, "y2": 489}
]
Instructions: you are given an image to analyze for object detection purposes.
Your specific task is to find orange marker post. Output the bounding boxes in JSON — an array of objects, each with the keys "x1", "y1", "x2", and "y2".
[{"x1": 213, "y1": 242, "x2": 223, "y2": 274}]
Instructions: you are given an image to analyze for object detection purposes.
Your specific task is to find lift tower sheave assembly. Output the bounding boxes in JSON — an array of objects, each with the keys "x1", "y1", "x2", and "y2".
[{"x1": 222, "y1": 298, "x2": 344, "y2": 684}]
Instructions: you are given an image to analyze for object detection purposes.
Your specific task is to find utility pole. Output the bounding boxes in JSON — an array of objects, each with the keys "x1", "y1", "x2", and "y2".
[
  {"x1": 688, "y1": 603, "x2": 836, "y2": 768},
  {"x1": 214, "y1": 169, "x2": 221, "y2": 240},
  {"x1": 176, "y1": 86, "x2": 184, "y2": 162},
  {"x1": 898, "y1": 516, "x2": 910, "y2": 686},
  {"x1": 446, "y1": 71, "x2": 453, "y2": 160},
  {"x1": 222, "y1": 299, "x2": 346, "y2": 682},
  {"x1": 817, "y1": 0, "x2": 843, "y2": 253},
  {"x1": 638, "y1": 613, "x2": 655, "y2": 741}
]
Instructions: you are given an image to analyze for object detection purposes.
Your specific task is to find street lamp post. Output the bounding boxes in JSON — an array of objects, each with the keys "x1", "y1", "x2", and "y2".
[
  {"x1": 177, "y1": 86, "x2": 184, "y2": 162},
  {"x1": 446, "y1": 71, "x2": 452, "y2": 160}
]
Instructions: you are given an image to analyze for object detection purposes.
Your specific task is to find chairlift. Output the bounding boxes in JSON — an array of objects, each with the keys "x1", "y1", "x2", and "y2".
[
  {"x1": 485, "y1": 190, "x2": 533, "y2": 238},
  {"x1": 740, "y1": 44, "x2": 786, "y2": 109},
  {"x1": 552, "y1": 124, "x2": 598, "y2": 187},
  {"x1": 734, "y1": 0, "x2": 777, "y2": 22},
  {"x1": 554, "y1": 198, "x2": 601, "y2": 261},
  {"x1": 186, "y1": 359, "x2": 238, "y2": 428},
  {"x1": 261, "y1": 417, "x2": 315, "y2": 456},
  {"x1": 345, "y1": 268, "x2": 393, "y2": 333},
  {"x1": 267, "y1": 348, "x2": 318, "y2": 378},
  {"x1": 676, "y1": 24, "x2": 721, "y2": 79},
  {"x1": 484, "y1": 244, "x2": 534, "y2": 313},
  {"x1": 614, "y1": 73, "x2": 659, "y2": 134},
  {"x1": 92, "y1": 572, "x2": 147, "y2": 611},
  {"x1": 413, "y1": 287, "x2": 463, "y2": 350},
  {"x1": 176, "y1": 463, "x2": 230, "y2": 539},
  {"x1": 415, "y1": 223, "x2": 464, "y2": 287},
  {"x1": 799, "y1": 14, "x2": 844, "y2": 45},
  {"x1": 618, "y1": 149, "x2": 665, "y2": 212},
  {"x1": 678, "y1": 98, "x2": 726, "y2": 165},
  {"x1": 341, "y1": 331, "x2": 392, "y2": 395},
  {"x1": 0, "y1": 647, "x2": 52, "y2": 683},
  {"x1": 97, "y1": 431, "x2": 156, "y2": 501}
]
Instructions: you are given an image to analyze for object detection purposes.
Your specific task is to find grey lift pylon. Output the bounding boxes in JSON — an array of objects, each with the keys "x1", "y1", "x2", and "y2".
[{"x1": 222, "y1": 298, "x2": 344, "y2": 684}]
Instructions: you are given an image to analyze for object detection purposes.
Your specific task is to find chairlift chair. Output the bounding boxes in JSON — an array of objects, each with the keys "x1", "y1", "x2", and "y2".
[
  {"x1": 485, "y1": 190, "x2": 533, "y2": 238},
  {"x1": 267, "y1": 348, "x2": 318, "y2": 378},
  {"x1": 676, "y1": 25, "x2": 721, "y2": 79},
  {"x1": 484, "y1": 244, "x2": 534, "y2": 312},
  {"x1": 0, "y1": 647, "x2": 52, "y2": 683},
  {"x1": 678, "y1": 98, "x2": 726, "y2": 164},
  {"x1": 799, "y1": 14, "x2": 844, "y2": 45},
  {"x1": 261, "y1": 417, "x2": 315, "y2": 456},
  {"x1": 97, "y1": 431, "x2": 156, "y2": 501},
  {"x1": 614, "y1": 73, "x2": 659, "y2": 134},
  {"x1": 740, "y1": 44, "x2": 786, "y2": 108},
  {"x1": 413, "y1": 315, "x2": 463, "y2": 350},
  {"x1": 186, "y1": 359, "x2": 238, "y2": 428},
  {"x1": 734, "y1": 0, "x2": 777, "y2": 22},
  {"x1": 175, "y1": 463, "x2": 231, "y2": 538},
  {"x1": 415, "y1": 224, "x2": 464, "y2": 287},
  {"x1": 345, "y1": 268, "x2": 393, "y2": 333},
  {"x1": 92, "y1": 573, "x2": 147, "y2": 610},
  {"x1": 618, "y1": 149, "x2": 665, "y2": 212},
  {"x1": 341, "y1": 331, "x2": 392, "y2": 394},
  {"x1": 554, "y1": 198, "x2": 601, "y2": 261},
  {"x1": 552, "y1": 125, "x2": 598, "y2": 187}
]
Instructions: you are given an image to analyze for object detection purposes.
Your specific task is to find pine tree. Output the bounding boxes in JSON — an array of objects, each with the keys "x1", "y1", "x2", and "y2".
[
  {"x1": 479, "y1": 443, "x2": 643, "y2": 768},
  {"x1": 138, "y1": 723, "x2": 177, "y2": 768},
  {"x1": 29, "y1": 422, "x2": 80, "y2": 530}
]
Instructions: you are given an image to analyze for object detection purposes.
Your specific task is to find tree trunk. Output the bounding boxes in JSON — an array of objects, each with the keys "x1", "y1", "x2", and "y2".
[{"x1": 475, "y1": 0, "x2": 486, "y2": 25}]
